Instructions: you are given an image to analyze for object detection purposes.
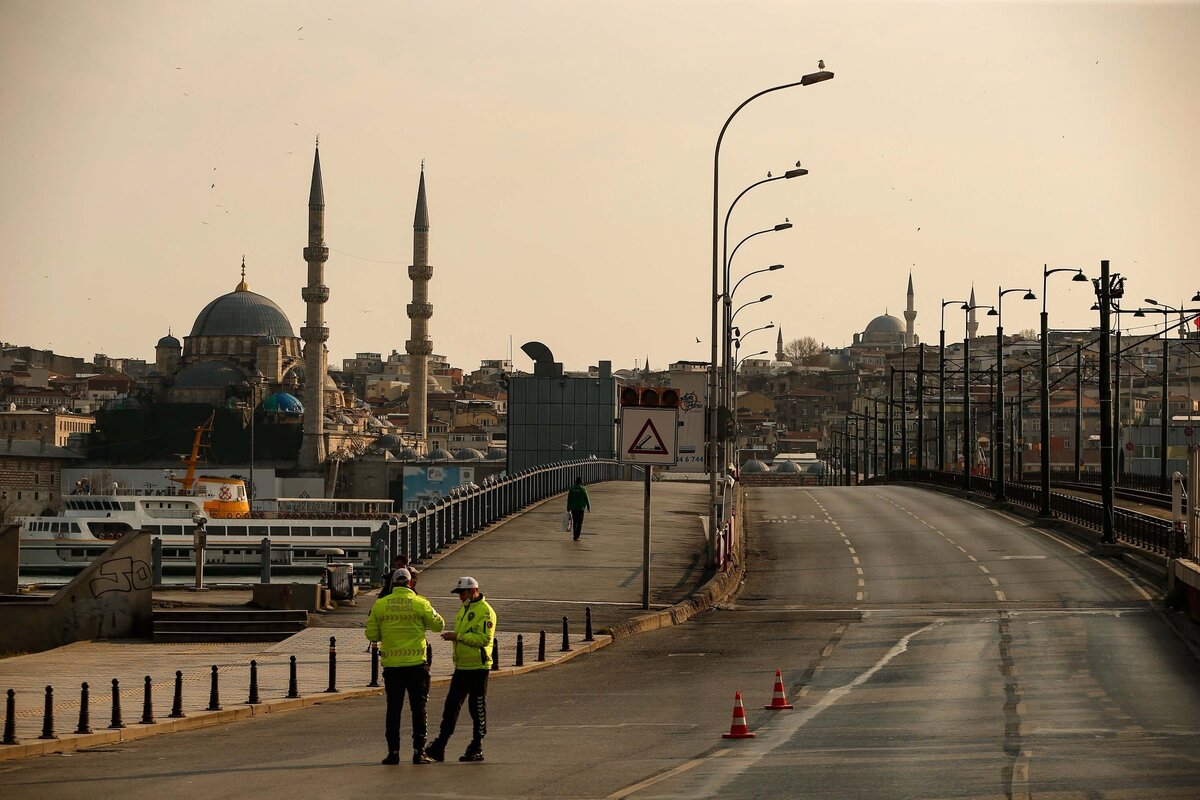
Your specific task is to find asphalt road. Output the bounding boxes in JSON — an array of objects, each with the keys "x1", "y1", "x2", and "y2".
[{"x1": 3, "y1": 485, "x2": 1199, "y2": 799}]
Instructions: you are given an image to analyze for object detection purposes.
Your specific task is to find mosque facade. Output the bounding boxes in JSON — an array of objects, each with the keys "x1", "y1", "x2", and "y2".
[{"x1": 849, "y1": 273, "x2": 919, "y2": 353}]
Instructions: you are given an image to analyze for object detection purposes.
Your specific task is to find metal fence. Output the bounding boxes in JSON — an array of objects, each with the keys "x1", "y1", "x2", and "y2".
[{"x1": 890, "y1": 468, "x2": 1179, "y2": 557}]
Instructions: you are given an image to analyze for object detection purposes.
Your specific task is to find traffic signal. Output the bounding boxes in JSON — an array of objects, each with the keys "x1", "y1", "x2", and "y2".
[{"x1": 620, "y1": 386, "x2": 681, "y2": 408}]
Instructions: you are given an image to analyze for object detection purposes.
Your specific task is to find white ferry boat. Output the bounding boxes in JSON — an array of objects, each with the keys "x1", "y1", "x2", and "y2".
[{"x1": 18, "y1": 415, "x2": 394, "y2": 572}]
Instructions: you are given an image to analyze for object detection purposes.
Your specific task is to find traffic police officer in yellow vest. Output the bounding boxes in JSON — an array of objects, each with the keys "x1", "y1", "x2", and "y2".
[
  {"x1": 424, "y1": 576, "x2": 496, "y2": 763},
  {"x1": 365, "y1": 567, "x2": 444, "y2": 765}
]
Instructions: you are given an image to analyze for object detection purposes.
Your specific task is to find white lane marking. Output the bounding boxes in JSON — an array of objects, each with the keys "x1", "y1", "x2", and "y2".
[
  {"x1": 1029, "y1": 527, "x2": 1154, "y2": 602},
  {"x1": 851, "y1": 556, "x2": 861, "y2": 565},
  {"x1": 996, "y1": 590, "x2": 1008, "y2": 602},
  {"x1": 856, "y1": 567, "x2": 864, "y2": 576},
  {"x1": 979, "y1": 565, "x2": 991, "y2": 574},
  {"x1": 858, "y1": 578, "x2": 866, "y2": 587},
  {"x1": 988, "y1": 578, "x2": 1000, "y2": 587},
  {"x1": 606, "y1": 749, "x2": 731, "y2": 799},
  {"x1": 1012, "y1": 748, "x2": 1033, "y2": 798},
  {"x1": 1003, "y1": 555, "x2": 1047, "y2": 560},
  {"x1": 856, "y1": 591, "x2": 864, "y2": 601},
  {"x1": 956, "y1": 546, "x2": 967, "y2": 553},
  {"x1": 684, "y1": 623, "x2": 941, "y2": 797},
  {"x1": 967, "y1": 555, "x2": 978, "y2": 562},
  {"x1": 848, "y1": 548, "x2": 856, "y2": 555}
]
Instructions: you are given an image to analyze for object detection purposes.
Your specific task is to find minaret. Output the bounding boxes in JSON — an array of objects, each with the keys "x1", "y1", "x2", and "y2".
[
  {"x1": 904, "y1": 272, "x2": 917, "y2": 348},
  {"x1": 967, "y1": 285, "x2": 979, "y2": 340},
  {"x1": 298, "y1": 142, "x2": 329, "y2": 472},
  {"x1": 405, "y1": 165, "x2": 433, "y2": 444},
  {"x1": 776, "y1": 328, "x2": 785, "y2": 361}
]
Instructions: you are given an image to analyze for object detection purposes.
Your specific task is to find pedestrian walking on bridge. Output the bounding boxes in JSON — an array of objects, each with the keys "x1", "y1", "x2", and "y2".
[
  {"x1": 566, "y1": 476, "x2": 591, "y2": 541},
  {"x1": 424, "y1": 576, "x2": 496, "y2": 763},
  {"x1": 365, "y1": 567, "x2": 444, "y2": 765}
]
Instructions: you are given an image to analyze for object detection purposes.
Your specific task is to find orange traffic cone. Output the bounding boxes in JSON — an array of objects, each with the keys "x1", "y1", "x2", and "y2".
[
  {"x1": 722, "y1": 691, "x2": 756, "y2": 739},
  {"x1": 763, "y1": 669, "x2": 793, "y2": 710}
]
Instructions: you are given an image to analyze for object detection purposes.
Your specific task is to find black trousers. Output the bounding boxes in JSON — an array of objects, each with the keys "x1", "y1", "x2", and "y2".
[
  {"x1": 383, "y1": 665, "x2": 430, "y2": 752},
  {"x1": 571, "y1": 509, "x2": 585, "y2": 538},
  {"x1": 436, "y1": 669, "x2": 489, "y2": 745}
]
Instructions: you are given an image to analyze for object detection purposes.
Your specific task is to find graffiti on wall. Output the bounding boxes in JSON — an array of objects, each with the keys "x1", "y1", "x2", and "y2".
[{"x1": 89, "y1": 556, "x2": 153, "y2": 597}]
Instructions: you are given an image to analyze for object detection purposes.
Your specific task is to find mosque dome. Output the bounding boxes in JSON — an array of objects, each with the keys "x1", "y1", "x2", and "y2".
[
  {"x1": 427, "y1": 447, "x2": 455, "y2": 461},
  {"x1": 374, "y1": 433, "x2": 402, "y2": 450},
  {"x1": 453, "y1": 448, "x2": 485, "y2": 461},
  {"x1": 189, "y1": 286, "x2": 296, "y2": 339},
  {"x1": 864, "y1": 314, "x2": 905, "y2": 334},
  {"x1": 173, "y1": 360, "x2": 246, "y2": 389},
  {"x1": 157, "y1": 333, "x2": 181, "y2": 348},
  {"x1": 396, "y1": 447, "x2": 419, "y2": 461},
  {"x1": 485, "y1": 447, "x2": 507, "y2": 461},
  {"x1": 774, "y1": 460, "x2": 802, "y2": 473},
  {"x1": 261, "y1": 392, "x2": 303, "y2": 415},
  {"x1": 740, "y1": 458, "x2": 769, "y2": 474},
  {"x1": 805, "y1": 460, "x2": 830, "y2": 475}
]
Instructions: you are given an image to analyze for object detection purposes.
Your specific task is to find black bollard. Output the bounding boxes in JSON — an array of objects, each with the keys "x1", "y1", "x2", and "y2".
[
  {"x1": 75, "y1": 682, "x2": 93, "y2": 734},
  {"x1": 491, "y1": 639, "x2": 499, "y2": 671},
  {"x1": 140, "y1": 676, "x2": 155, "y2": 724},
  {"x1": 39, "y1": 685, "x2": 57, "y2": 740},
  {"x1": 168, "y1": 671, "x2": 185, "y2": 718},
  {"x1": 247, "y1": 660, "x2": 261, "y2": 705},
  {"x1": 368, "y1": 642, "x2": 380, "y2": 688},
  {"x1": 207, "y1": 666, "x2": 222, "y2": 711},
  {"x1": 287, "y1": 655, "x2": 299, "y2": 699},
  {"x1": 325, "y1": 636, "x2": 338, "y2": 693},
  {"x1": 585, "y1": 606, "x2": 594, "y2": 641},
  {"x1": 537, "y1": 630, "x2": 546, "y2": 662},
  {"x1": 109, "y1": 678, "x2": 126, "y2": 729},
  {"x1": 3, "y1": 689, "x2": 18, "y2": 745},
  {"x1": 515, "y1": 634, "x2": 524, "y2": 667},
  {"x1": 561, "y1": 616, "x2": 572, "y2": 652}
]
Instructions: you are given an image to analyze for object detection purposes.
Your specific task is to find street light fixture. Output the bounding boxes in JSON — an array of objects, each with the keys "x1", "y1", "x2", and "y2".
[
  {"x1": 961, "y1": 302, "x2": 996, "y2": 491},
  {"x1": 732, "y1": 295, "x2": 773, "y2": 324},
  {"x1": 994, "y1": 286, "x2": 1036, "y2": 502},
  {"x1": 708, "y1": 69, "x2": 834, "y2": 566},
  {"x1": 1039, "y1": 266, "x2": 1087, "y2": 517},
  {"x1": 1143, "y1": 299, "x2": 1200, "y2": 492}
]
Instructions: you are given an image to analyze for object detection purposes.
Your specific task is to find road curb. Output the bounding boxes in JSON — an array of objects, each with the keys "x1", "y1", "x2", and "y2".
[{"x1": 606, "y1": 486, "x2": 747, "y2": 640}]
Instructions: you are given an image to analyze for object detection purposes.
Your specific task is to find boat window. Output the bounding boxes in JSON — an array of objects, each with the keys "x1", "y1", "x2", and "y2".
[
  {"x1": 270, "y1": 526, "x2": 289, "y2": 537},
  {"x1": 163, "y1": 526, "x2": 184, "y2": 535},
  {"x1": 333, "y1": 526, "x2": 351, "y2": 538},
  {"x1": 312, "y1": 526, "x2": 332, "y2": 537},
  {"x1": 249, "y1": 526, "x2": 268, "y2": 538},
  {"x1": 145, "y1": 526, "x2": 160, "y2": 535},
  {"x1": 226, "y1": 526, "x2": 247, "y2": 538},
  {"x1": 121, "y1": 502, "x2": 134, "y2": 510},
  {"x1": 71, "y1": 523, "x2": 80, "y2": 533},
  {"x1": 291, "y1": 526, "x2": 311, "y2": 536},
  {"x1": 208, "y1": 527, "x2": 225, "y2": 537},
  {"x1": 354, "y1": 527, "x2": 370, "y2": 538}
]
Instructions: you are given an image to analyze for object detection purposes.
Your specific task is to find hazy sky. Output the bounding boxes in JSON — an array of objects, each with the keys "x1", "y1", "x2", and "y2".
[{"x1": 3, "y1": 1, "x2": 1198, "y2": 374}]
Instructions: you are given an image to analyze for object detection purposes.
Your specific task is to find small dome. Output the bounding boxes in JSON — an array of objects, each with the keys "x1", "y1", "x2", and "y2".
[
  {"x1": 805, "y1": 461, "x2": 829, "y2": 475},
  {"x1": 453, "y1": 448, "x2": 485, "y2": 461},
  {"x1": 258, "y1": 335, "x2": 280, "y2": 346},
  {"x1": 174, "y1": 360, "x2": 246, "y2": 389},
  {"x1": 864, "y1": 314, "x2": 905, "y2": 334},
  {"x1": 261, "y1": 392, "x2": 303, "y2": 415},
  {"x1": 427, "y1": 447, "x2": 455, "y2": 461},
  {"x1": 774, "y1": 460, "x2": 802, "y2": 473},
  {"x1": 157, "y1": 333, "x2": 181, "y2": 348},
  {"x1": 740, "y1": 458, "x2": 769, "y2": 474},
  {"x1": 396, "y1": 447, "x2": 419, "y2": 460},
  {"x1": 485, "y1": 447, "x2": 507, "y2": 461},
  {"x1": 374, "y1": 433, "x2": 402, "y2": 449}
]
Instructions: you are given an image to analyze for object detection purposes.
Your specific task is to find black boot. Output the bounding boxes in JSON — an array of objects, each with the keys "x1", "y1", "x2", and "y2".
[
  {"x1": 423, "y1": 739, "x2": 446, "y2": 762},
  {"x1": 381, "y1": 751, "x2": 400, "y2": 765},
  {"x1": 413, "y1": 749, "x2": 434, "y2": 765},
  {"x1": 459, "y1": 740, "x2": 484, "y2": 762}
]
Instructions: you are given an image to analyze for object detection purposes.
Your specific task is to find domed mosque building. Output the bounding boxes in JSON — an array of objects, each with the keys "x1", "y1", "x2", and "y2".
[{"x1": 849, "y1": 273, "x2": 919, "y2": 354}]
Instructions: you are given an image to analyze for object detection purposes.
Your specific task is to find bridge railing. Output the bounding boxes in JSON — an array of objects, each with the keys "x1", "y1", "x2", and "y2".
[{"x1": 889, "y1": 468, "x2": 1179, "y2": 557}]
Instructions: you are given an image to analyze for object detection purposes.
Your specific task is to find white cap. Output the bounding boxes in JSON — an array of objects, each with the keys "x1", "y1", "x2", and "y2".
[
  {"x1": 452, "y1": 576, "x2": 480, "y2": 593},
  {"x1": 391, "y1": 568, "x2": 412, "y2": 585}
]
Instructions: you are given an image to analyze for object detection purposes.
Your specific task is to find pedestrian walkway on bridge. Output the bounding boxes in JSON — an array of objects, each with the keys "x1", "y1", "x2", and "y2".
[{"x1": 1, "y1": 481, "x2": 717, "y2": 759}]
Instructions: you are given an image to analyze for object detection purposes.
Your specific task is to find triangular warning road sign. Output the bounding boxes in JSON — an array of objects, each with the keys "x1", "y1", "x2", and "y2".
[{"x1": 628, "y1": 418, "x2": 669, "y2": 455}]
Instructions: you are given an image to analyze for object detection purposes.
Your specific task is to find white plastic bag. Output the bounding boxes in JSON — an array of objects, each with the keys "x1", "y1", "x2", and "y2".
[{"x1": 561, "y1": 511, "x2": 572, "y2": 532}]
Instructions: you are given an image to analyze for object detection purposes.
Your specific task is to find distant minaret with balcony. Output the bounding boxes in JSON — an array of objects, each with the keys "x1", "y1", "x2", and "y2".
[
  {"x1": 298, "y1": 141, "x2": 329, "y2": 472},
  {"x1": 776, "y1": 328, "x2": 785, "y2": 361},
  {"x1": 405, "y1": 164, "x2": 433, "y2": 445},
  {"x1": 967, "y1": 285, "x2": 979, "y2": 340},
  {"x1": 904, "y1": 272, "x2": 917, "y2": 348}
]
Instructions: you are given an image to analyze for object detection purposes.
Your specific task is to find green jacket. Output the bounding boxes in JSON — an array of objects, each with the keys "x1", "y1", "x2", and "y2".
[
  {"x1": 365, "y1": 586, "x2": 445, "y2": 667},
  {"x1": 451, "y1": 595, "x2": 497, "y2": 670},
  {"x1": 567, "y1": 483, "x2": 591, "y2": 511}
]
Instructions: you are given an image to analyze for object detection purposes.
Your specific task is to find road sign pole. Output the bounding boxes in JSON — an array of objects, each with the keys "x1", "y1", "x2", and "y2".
[{"x1": 642, "y1": 467, "x2": 651, "y2": 611}]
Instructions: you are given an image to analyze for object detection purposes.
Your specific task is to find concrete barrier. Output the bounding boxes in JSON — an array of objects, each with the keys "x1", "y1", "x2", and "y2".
[
  {"x1": 0, "y1": 527, "x2": 18, "y2": 596},
  {"x1": 0, "y1": 531, "x2": 152, "y2": 655}
]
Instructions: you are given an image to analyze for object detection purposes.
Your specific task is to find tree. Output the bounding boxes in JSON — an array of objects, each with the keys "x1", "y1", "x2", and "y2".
[
  {"x1": 1017, "y1": 328, "x2": 1038, "y2": 341},
  {"x1": 782, "y1": 337, "x2": 825, "y2": 366}
]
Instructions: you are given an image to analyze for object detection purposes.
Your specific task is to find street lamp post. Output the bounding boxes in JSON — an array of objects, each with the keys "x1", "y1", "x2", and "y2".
[
  {"x1": 887, "y1": 367, "x2": 896, "y2": 473},
  {"x1": 1074, "y1": 345, "x2": 1083, "y2": 481},
  {"x1": 917, "y1": 344, "x2": 926, "y2": 469},
  {"x1": 994, "y1": 286, "x2": 1036, "y2": 502},
  {"x1": 1090, "y1": 260, "x2": 1124, "y2": 545},
  {"x1": 962, "y1": 302, "x2": 996, "y2": 491},
  {"x1": 1144, "y1": 299, "x2": 1200, "y2": 493},
  {"x1": 939, "y1": 299, "x2": 968, "y2": 472},
  {"x1": 1040, "y1": 266, "x2": 1088, "y2": 515},
  {"x1": 708, "y1": 69, "x2": 834, "y2": 566}
]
